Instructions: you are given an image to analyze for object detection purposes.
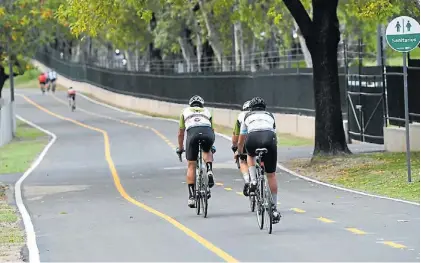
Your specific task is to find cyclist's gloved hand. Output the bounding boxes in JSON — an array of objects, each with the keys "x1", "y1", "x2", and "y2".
[
  {"x1": 211, "y1": 145, "x2": 216, "y2": 153},
  {"x1": 176, "y1": 147, "x2": 185, "y2": 154},
  {"x1": 231, "y1": 145, "x2": 238, "y2": 153}
]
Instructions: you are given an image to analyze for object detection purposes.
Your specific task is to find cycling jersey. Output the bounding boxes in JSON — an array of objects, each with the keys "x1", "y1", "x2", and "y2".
[
  {"x1": 67, "y1": 89, "x2": 76, "y2": 95},
  {"x1": 179, "y1": 106, "x2": 213, "y2": 131},
  {"x1": 240, "y1": 111, "x2": 276, "y2": 135},
  {"x1": 38, "y1": 74, "x2": 46, "y2": 83},
  {"x1": 48, "y1": 71, "x2": 57, "y2": 80},
  {"x1": 233, "y1": 111, "x2": 247, "y2": 136}
]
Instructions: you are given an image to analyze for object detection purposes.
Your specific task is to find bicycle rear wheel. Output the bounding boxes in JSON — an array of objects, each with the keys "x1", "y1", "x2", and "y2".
[
  {"x1": 264, "y1": 183, "x2": 273, "y2": 234},
  {"x1": 201, "y1": 188, "x2": 208, "y2": 218},
  {"x1": 195, "y1": 171, "x2": 201, "y2": 215}
]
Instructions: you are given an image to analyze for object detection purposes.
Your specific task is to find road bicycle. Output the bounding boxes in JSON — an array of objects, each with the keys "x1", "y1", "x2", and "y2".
[
  {"x1": 49, "y1": 80, "x2": 57, "y2": 93},
  {"x1": 253, "y1": 148, "x2": 274, "y2": 234},
  {"x1": 177, "y1": 134, "x2": 216, "y2": 218},
  {"x1": 68, "y1": 95, "x2": 76, "y2": 112},
  {"x1": 235, "y1": 154, "x2": 256, "y2": 213},
  {"x1": 40, "y1": 84, "x2": 46, "y2": 95}
]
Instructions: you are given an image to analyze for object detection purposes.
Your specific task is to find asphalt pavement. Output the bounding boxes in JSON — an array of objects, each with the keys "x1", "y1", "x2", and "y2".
[{"x1": 10, "y1": 89, "x2": 420, "y2": 262}]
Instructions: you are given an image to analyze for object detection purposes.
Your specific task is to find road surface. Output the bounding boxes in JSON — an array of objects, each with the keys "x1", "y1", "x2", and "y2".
[{"x1": 10, "y1": 89, "x2": 420, "y2": 262}]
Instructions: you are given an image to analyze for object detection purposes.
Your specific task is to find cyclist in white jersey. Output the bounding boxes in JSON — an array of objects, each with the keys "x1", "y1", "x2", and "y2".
[
  {"x1": 235, "y1": 96, "x2": 281, "y2": 223},
  {"x1": 176, "y1": 95, "x2": 216, "y2": 208},
  {"x1": 47, "y1": 70, "x2": 57, "y2": 92},
  {"x1": 231, "y1": 100, "x2": 252, "y2": 196}
]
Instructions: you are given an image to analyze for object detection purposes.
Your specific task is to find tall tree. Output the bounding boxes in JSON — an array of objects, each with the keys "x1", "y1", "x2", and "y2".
[
  {"x1": 56, "y1": 0, "x2": 414, "y2": 157},
  {"x1": 0, "y1": 0, "x2": 58, "y2": 98},
  {"x1": 280, "y1": 0, "x2": 409, "y2": 156}
]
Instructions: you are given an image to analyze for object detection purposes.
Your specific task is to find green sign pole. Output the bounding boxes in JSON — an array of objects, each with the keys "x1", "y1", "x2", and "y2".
[{"x1": 385, "y1": 16, "x2": 420, "y2": 183}]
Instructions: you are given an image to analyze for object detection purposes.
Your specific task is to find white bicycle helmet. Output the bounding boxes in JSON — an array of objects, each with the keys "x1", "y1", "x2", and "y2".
[
  {"x1": 189, "y1": 95, "x2": 205, "y2": 107},
  {"x1": 242, "y1": 100, "x2": 251, "y2": 111}
]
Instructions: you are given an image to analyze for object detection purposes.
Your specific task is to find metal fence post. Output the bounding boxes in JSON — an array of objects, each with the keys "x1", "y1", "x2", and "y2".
[{"x1": 379, "y1": 34, "x2": 389, "y2": 127}]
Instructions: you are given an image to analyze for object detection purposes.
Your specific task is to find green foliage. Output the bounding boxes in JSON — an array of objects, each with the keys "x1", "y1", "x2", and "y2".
[
  {"x1": 56, "y1": 0, "x2": 158, "y2": 37},
  {"x1": 0, "y1": 0, "x2": 58, "y2": 74},
  {"x1": 55, "y1": 0, "x2": 420, "y2": 65}
]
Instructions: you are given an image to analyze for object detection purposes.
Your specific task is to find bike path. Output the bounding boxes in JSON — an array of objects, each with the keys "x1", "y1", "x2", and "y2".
[
  {"x1": 14, "y1": 91, "x2": 223, "y2": 262},
  {"x1": 14, "y1": 89, "x2": 420, "y2": 262}
]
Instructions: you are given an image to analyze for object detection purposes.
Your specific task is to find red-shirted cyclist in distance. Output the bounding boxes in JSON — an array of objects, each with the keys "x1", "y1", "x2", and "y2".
[
  {"x1": 67, "y1": 87, "x2": 76, "y2": 110},
  {"x1": 38, "y1": 72, "x2": 47, "y2": 94}
]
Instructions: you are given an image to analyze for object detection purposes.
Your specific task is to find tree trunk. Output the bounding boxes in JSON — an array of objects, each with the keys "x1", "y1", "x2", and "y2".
[
  {"x1": 0, "y1": 66, "x2": 9, "y2": 99},
  {"x1": 248, "y1": 37, "x2": 257, "y2": 72},
  {"x1": 294, "y1": 20, "x2": 312, "y2": 67},
  {"x1": 311, "y1": 0, "x2": 350, "y2": 155},
  {"x1": 196, "y1": 33, "x2": 203, "y2": 72},
  {"x1": 283, "y1": 0, "x2": 350, "y2": 156},
  {"x1": 197, "y1": 0, "x2": 230, "y2": 71},
  {"x1": 233, "y1": 21, "x2": 242, "y2": 71},
  {"x1": 134, "y1": 47, "x2": 140, "y2": 71},
  {"x1": 178, "y1": 23, "x2": 196, "y2": 72},
  {"x1": 123, "y1": 50, "x2": 133, "y2": 71}
]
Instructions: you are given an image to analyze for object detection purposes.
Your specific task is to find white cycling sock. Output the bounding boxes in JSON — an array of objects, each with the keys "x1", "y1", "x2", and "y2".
[
  {"x1": 272, "y1": 193, "x2": 278, "y2": 207},
  {"x1": 248, "y1": 166, "x2": 257, "y2": 183},
  {"x1": 242, "y1": 172, "x2": 250, "y2": 183}
]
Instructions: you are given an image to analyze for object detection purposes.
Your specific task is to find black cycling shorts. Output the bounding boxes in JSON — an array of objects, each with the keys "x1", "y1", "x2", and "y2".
[
  {"x1": 186, "y1": 126, "x2": 215, "y2": 161},
  {"x1": 245, "y1": 130, "x2": 277, "y2": 173},
  {"x1": 39, "y1": 81, "x2": 46, "y2": 85}
]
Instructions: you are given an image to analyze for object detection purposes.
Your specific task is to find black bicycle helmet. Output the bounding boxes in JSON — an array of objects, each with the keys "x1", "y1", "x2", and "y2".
[
  {"x1": 242, "y1": 100, "x2": 251, "y2": 111},
  {"x1": 189, "y1": 95, "x2": 205, "y2": 107},
  {"x1": 249, "y1": 97, "x2": 266, "y2": 111}
]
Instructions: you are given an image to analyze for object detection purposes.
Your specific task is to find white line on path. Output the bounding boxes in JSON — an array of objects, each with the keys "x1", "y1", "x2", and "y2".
[
  {"x1": 15, "y1": 115, "x2": 58, "y2": 263},
  {"x1": 77, "y1": 93, "x2": 420, "y2": 206}
]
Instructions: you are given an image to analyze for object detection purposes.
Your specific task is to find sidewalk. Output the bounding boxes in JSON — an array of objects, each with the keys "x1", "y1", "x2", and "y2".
[{"x1": 277, "y1": 143, "x2": 384, "y2": 162}]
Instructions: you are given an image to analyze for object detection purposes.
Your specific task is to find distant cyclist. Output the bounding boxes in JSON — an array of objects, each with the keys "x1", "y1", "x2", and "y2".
[
  {"x1": 231, "y1": 100, "x2": 252, "y2": 196},
  {"x1": 47, "y1": 69, "x2": 57, "y2": 93},
  {"x1": 38, "y1": 72, "x2": 47, "y2": 93},
  {"x1": 176, "y1": 95, "x2": 216, "y2": 208},
  {"x1": 234, "y1": 97, "x2": 281, "y2": 223},
  {"x1": 67, "y1": 87, "x2": 76, "y2": 110}
]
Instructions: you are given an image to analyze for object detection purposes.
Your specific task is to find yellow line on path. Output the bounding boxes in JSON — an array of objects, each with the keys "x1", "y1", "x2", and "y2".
[
  {"x1": 381, "y1": 241, "x2": 406, "y2": 249},
  {"x1": 346, "y1": 228, "x2": 366, "y2": 235},
  {"x1": 51, "y1": 94, "x2": 177, "y2": 149},
  {"x1": 19, "y1": 94, "x2": 238, "y2": 263},
  {"x1": 317, "y1": 217, "x2": 335, "y2": 223},
  {"x1": 290, "y1": 208, "x2": 306, "y2": 213}
]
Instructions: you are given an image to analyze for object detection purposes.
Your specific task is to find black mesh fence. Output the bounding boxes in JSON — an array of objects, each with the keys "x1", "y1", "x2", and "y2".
[
  {"x1": 385, "y1": 65, "x2": 420, "y2": 126},
  {"x1": 35, "y1": 49, "x2": 349, "y2": 117}
]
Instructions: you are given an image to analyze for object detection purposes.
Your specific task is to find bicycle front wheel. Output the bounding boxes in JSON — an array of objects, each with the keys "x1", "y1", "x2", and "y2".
[
  {"x1": 201, "y1": 189, "x2": 208, "y2": 218},
  {"x1": 255, "y1": 179, "x2": 264, "y2": 230},
  {"x1": 264, "y1": 179, "x2": 273, "y2": 234},
  {"x1": 249, "y1": 195, "x2": 256, "y2": 212}
]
